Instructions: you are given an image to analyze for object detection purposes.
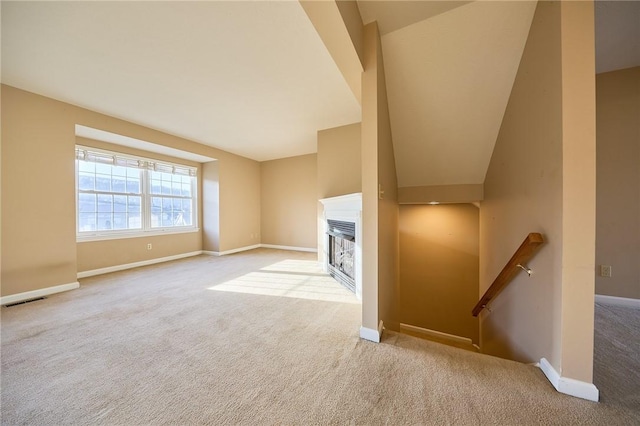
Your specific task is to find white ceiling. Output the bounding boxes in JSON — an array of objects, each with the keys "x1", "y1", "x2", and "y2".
[{"x1": 1, "y1": 1, "x2": 361, "y2": 162}]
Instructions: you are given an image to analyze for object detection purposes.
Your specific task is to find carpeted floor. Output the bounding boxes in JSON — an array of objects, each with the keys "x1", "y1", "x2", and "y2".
[
  {"x1": 594, "y1": 301, "x2": 640, "y2": 413},
  {"x1": 1, "y1": 249, "x2": 638, "y2": 425}
]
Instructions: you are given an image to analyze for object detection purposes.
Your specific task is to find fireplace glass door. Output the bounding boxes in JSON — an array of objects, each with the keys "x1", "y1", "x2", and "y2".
[{"x1": 327, "y1": 220, "x2": 356, "y2": 293}]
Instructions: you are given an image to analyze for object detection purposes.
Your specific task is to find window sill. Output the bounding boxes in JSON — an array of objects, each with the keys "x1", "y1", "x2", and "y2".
[{"x1": 77, "y1": 227, "x2": 200, "y2": 243}]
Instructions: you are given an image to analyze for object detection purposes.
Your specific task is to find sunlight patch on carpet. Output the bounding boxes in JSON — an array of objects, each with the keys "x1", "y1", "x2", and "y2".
[{"x1": 208, "y1": 259, "x2": 359, "y2": 304}]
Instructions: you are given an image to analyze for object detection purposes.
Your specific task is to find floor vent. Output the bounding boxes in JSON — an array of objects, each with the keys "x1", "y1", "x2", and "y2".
[{"x1": 4, "y1": 297, "x2": 47, "y2": 307}]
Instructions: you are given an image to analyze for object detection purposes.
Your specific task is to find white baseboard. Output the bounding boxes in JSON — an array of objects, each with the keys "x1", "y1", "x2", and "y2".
[
  {"x1": 360, "y1": 320, "x2": 384, "y2": 343},
  {"x1": 595, "y1": 294, "x2": 640, "y2": 309},
  {"x1": 77, "y1": 251, "x2": 203, "y2": 278},
  {"x1": 202, "y1": 244, "x2": 261, "y2": 256},
  {"x1": 538, "y1": 358, "x2": 599, "y2": 402},
  {"x1": 400, "y1": 323, "x2": 473, "y2": 346},
  {"x1": 1, "y1": 282, "x2": 80, "y2": 306},
  {"x1": 260, "y1": 244, "x2": 317, "y2": 253},
  {"x1": 204, "y1": 244, "x2": 316, "y2": 256}
]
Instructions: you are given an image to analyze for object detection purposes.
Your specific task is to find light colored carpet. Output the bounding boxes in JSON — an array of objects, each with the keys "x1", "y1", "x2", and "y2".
[
  {"x1": 1, "y1": 249, "x2": 638, "y2": 425},
  {"x1": 594, "y1": 301, "x2": 640, "y2": 412}
]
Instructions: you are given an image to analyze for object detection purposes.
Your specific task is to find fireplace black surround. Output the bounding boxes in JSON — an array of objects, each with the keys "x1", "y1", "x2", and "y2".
[{"x1": 327, "y1": 220, "x2": 356, "y2": 293}]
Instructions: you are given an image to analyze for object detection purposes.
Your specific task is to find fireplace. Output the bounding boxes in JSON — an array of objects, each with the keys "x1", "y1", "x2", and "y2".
[
  {"x1": 319, "y1": 193, "x2": 362, "y2": 300},
  {"x1": 327, "y1": 220, "x2": 356, "y2": 293}
]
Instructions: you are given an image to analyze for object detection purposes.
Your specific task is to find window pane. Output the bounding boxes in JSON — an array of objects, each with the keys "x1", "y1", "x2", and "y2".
[
  {"x1": 151, "y1": 179, "x2": 161, "y2": 194},
  {"x1": 128, "y1": 196, "x2": 141, "y2": 213},
  {"x1": 112, "y1": 166, "x2": 126, "y2": 177},
  {"x1": 162, "y1": 198, "x2": 172, "y2": 211},
  {"x1": 112, "y1": 178, "x2": 126, "y2": 193},
  {"x1": 162, "y1": 212, "x2": 173, "y2": 227},
  {"x1": 127, "y1": 179, "x2": 140, "y2": 194},
  {"x1": 181, "y1": 183, "x2": 191, "y2": 197},
  {"x1": 113, "y1": 195, "x2": 127, "y2": 213},
  {"x1": 79, "y1": 193, "x2": 96, "y2": 212},
  {"x1": 97, "y1": 213, "x2": 113, "y2": 230},
  {"x1": 95, "y1": 175, "x2": 111, "y2": 191},
  {"x1": 79, "y1": 160, "x2": 95, "y2": 173},
  {"x1": 151, "y1": 197, "x2": 161, "y2": 212},
  {"x1": 79, "y1": 212, "x2": 96, "y2": 231},
  {"x1": 113, "y1": 213, "x2": 128, "y2": 230},
  {"x1": 161, "y1": 180, "x2": 172, "y2": 195},
  {"x1": 183, "y1": 199, "x2": 193, "y2": 225},
  {"x1": 95, "y1": 163, "x2": 112, "y2": 175},
  {"x1": 172, "y1": 181, "x2": 182, "y2": 196},
  {"x1": 97, "y1": 194, "x2": 113, "y2": 213},
  {"x1": 151, "y1": 197, "x2": 162, "y2": 227},
  {"x1": 182, "y1": 199, "x2": 192, "y2": 214},
  {"x1": 128, "y1": 212, "x2": 142, "y2": 229},
  {"x1": 78, "y1": 174, "x2": 95, "y2": 191}
]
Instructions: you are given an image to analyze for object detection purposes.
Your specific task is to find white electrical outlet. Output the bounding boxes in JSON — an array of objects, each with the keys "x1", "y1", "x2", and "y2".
[
  {"x1": 600, "y1": 265, "x2": 612, "y2": 277},
  {"x1": 147, "y1": 243, "x2": 152, "y2": 250}
]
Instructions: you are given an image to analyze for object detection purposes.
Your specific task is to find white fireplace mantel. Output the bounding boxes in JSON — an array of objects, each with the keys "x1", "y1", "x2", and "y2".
[{"x1": 319, "y1": 193, "x2": 362, "y2": 300}]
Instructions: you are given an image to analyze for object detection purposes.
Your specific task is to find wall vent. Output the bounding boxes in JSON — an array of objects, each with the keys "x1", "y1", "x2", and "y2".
[{"x1": 4, "y1": 297, "x2": 46, "y2": 307}]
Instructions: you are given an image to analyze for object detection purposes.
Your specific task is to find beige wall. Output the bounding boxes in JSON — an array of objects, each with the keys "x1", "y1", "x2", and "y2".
[
  {"x1": 400, "y1": 204, "x2": 479, "y2": 343},
  {"x1": 202, "y1": 161, "x2": 220, "y2": 253},
  {"x1": 217, "y1": 154, "x2": 261, "y2": 252},
  {"x1": 2, "y1": 86, "x2": 78, "y2": 296},
  {"x1": 362, "y1": 21, "x2": 400, "y2": 333},
  {"x1": 481, "y1": 0, "x2": 564, "y2": 365},
  {"x1": 595, "y1": 66, "x2": 640, "y2": 300},
  {"x1": 317, "y1": 123, "x2": 362, "y2": 199},
  {"x1": 361, "y1": 22, "x2": 381, "y2": 333},
  {"x1": 375, "y1": 18, "x2": 400, "y2": 333},
  {"x1": 481, "y1": 1, "x2": 597, "y2": 384},
  {"x1": 261, "y1": 154, "x2": 317, "y2": 249},
  {"x1": 78, "y1": 233, "x2": 201, "y2": 272},
  {"x1": 1, "y1": 85, "x2": 261, "y2": 296},
  {"x1": 558, "y1": 0, "x2": 596, "y2": 383}
]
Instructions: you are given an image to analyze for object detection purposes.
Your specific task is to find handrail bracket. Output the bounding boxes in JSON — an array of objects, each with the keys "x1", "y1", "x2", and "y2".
[{"x1": 472, "y1": 233, "x2": 544, "y2": 317}]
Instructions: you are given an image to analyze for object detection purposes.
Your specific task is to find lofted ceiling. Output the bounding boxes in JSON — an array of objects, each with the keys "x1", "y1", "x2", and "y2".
[
  {"x1": 358, "y1": 0, "x2": 537, "y2": 188},
  {"x1": 1, "y1": 1, "x2": 361, "y2": 162},
  {"x1": 2, "y1": 0, "x2": 637, "y2": 182},
  {"x1": 358, "y1": 0, "x2": 640, "y2": 189}
]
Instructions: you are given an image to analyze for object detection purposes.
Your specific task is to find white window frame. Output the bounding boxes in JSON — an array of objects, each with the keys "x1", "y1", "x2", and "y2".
[{"x1": 76, "y1": 145, "x2": 199, "y2": 242}]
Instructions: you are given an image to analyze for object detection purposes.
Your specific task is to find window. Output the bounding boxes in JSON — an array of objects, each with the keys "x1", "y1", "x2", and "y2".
[{"x1": 76, "y1": 146, "x2": 197, "y2": 240}]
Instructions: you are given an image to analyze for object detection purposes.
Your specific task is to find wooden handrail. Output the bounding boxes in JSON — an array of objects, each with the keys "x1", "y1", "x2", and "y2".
[{"x1": 472, "y1": 233, "x2": 544, "y2": 317}]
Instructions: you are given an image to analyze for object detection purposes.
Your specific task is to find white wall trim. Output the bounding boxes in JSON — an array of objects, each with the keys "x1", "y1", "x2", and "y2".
[
  {"x1": 595, "y1": 294, "x2": 640, "y2": 309},
  {"x1": 202, "y1": 244, "x2": 261, "y2": 257},
  {"x1": 360, "y1": 320, "x2": 384, "y2": 343},
  {"x1": 1, "y1": 282, "x2": 80, "y2": 306},
  {"x1": 399, "y1": 323, "x2": 473, "y2": 346},
  {"x1": 260, "y1": 244, "x2": 317, "y2": 253},
  {"x1": 538, "y1": 358, "x2": 599, "y2": 402},
  {"x1": 77, "y1": 251, "x2": 203, "y2": 278}
]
